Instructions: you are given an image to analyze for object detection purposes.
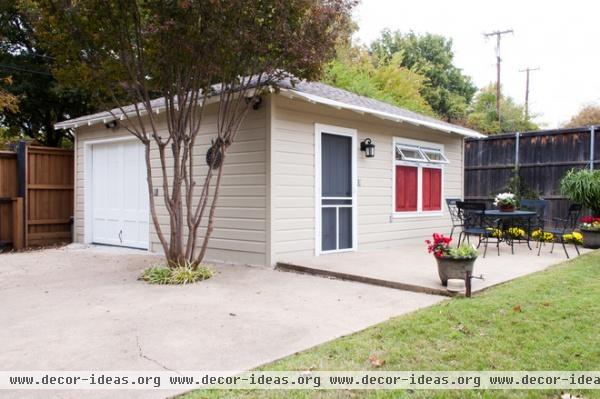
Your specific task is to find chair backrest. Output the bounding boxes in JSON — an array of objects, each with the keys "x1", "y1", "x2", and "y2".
[
  {"x1": 520, "y1": 199, "x2": 547, "y2": 220},
  {"x1": 456, "y1": 201, "x2": 486, "y2": 228},
  {"x1": 456, "y1": 201, "x2": 486, "y2": 212},
  {"x1": 445, "y1": 198, "x2": 462, "y2": 224},
  {"x1": 565, "y1": 203, "x2": 583, "y2": 230}
]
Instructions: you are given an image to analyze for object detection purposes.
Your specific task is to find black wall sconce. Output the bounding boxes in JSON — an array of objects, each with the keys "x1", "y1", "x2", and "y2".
[
  {"x1": 360, "y1": 138, "x2": 375, "y2": 158},
  {"x1": 245, "y1": 95, "x2": 262, "y2": 110},
  {"x1": 104, "y1": 120, "x2": 118, "y2": 130}
]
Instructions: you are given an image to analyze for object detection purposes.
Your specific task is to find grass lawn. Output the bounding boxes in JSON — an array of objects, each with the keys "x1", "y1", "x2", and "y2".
[{"x1": 184, "y1": 251, "x2": 600, "y2": 399}]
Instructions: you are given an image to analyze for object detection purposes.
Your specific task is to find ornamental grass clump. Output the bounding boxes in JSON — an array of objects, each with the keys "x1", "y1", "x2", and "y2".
[
  {"x1": 560, "y1": 169, "x2": 600, "y2": 217},
  {"x1": 140, "y1": 262, "x2": 213, "y2": 285}
]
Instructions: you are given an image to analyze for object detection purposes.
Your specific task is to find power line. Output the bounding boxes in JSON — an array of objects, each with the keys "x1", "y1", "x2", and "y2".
[
  {"x1": 483, "y1": 29, "x2": 514, "y2": 123},
  {"x1": 519, "y1": 66, "x2": 540, "y2": 120},
  {"x1": 0, "y1": 63, "x2": 53, "y2": 76}
]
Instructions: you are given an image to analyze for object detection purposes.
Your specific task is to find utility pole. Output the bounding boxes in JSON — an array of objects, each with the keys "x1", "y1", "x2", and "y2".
[
  {"x1": 519, "y1": 66, "x2": 540, "y2": 120},
  {"x1": 484, "y1": 29, "x2": 513, "y2": 123}
]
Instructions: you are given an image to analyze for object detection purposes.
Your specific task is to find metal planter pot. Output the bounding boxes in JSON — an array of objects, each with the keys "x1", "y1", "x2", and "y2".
[
  {"x1": 582, "y1": 229, "x2": 600, "y2": 249},
  {"x1": 435, "y1": 257, "x2": 477, "y2": 286}
]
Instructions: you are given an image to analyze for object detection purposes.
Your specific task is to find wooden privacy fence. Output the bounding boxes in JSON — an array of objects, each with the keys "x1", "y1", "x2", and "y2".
[
  {"x1": 464, "y1": 126, "x2": 600, "y2": 222},
  {"x1": 0, "y1": 142, "x2": 73, "y2": 250}
]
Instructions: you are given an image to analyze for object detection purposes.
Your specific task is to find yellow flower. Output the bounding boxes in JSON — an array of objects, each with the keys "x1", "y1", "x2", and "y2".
[
  {"x1": 563, "y1": 232, "x2": 583, "y2": 245},
  {"x1": 486, "y1": 228, "x2": 503, "y2": 238},
  {"x1": 507, "y1": 227, "x2": 526, "y2": 239},
  {"x1": 532, "y1": 229, "x2": 554, "y2": 242}
]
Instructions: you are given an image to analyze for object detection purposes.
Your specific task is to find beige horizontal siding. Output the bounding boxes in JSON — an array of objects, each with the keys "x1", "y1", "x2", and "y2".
[
  {"x1": 74, "y1": 101, "x2": 267, "y2": 266},
  {"x1": 270, "y1": 95, "x2": 464, "y2": 263}
]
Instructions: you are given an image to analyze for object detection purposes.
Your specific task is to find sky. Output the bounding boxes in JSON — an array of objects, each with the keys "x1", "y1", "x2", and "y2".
[{"x1": 353, "y1": 0, "x2": 600, "y2": 128}]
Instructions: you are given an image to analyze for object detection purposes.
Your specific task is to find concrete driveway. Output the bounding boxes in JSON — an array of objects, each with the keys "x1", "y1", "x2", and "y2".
[{"x1": 1, "y1": 245, "x2": 443, "y2": 398}]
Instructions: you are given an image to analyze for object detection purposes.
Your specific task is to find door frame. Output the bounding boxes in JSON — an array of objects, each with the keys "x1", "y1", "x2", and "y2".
[
  {"x1": 83, "y1": 135, "x2": 150, "y2": 251},
  {"x1": 314, "y1": 123, "x2": 358, "y2": 255}
]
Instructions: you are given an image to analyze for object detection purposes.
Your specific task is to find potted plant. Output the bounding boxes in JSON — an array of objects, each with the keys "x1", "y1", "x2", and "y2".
[
  {"x1": 426, "y1": 233, "x2": 479, "y2": 286},
  {"x1": 494, "y1": 192, "x2": 518, "y2": 212},
  {"x1": 579, "y1": 216, "x2": 600, "y2": 249},
  {"x1": 560, "y1": 169, "x2": 600, "y2": 248}
]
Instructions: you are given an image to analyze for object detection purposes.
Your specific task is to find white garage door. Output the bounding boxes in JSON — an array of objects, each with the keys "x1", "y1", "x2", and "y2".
[{"x1": 91, "y1": 140, "x2": 149, "y2": 249}]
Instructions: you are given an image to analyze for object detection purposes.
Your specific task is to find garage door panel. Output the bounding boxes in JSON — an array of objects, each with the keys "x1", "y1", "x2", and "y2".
[{"x1": 91, "y1": 140, "x2": 149, "y2": 249}]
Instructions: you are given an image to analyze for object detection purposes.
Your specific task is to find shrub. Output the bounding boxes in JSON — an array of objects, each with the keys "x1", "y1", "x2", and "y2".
[{"x1": 140, "y1": 263, "x2": 213, "y2": 285}]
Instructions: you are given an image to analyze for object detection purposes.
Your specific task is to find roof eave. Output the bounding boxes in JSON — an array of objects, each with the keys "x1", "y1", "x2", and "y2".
[
  {"x1": 55, "y1": 87, "x2": 484, "y2": 139},
  {"x1": 278, "y1": 89, "x2": 484, "y2": 138}
]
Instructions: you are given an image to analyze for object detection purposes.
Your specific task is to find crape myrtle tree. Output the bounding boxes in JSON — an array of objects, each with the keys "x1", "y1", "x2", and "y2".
[{"x1": 37, "y1": 0, "x2": 355, "y2": 267}]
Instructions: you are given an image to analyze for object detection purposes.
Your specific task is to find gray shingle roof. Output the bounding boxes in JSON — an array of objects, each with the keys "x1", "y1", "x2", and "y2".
[
  {"x1": 282, "y1": 81, "x2": 480, "y2": 135},
  {"x1": 55, "y1": 79, "x2": 482, "y2": 137}
]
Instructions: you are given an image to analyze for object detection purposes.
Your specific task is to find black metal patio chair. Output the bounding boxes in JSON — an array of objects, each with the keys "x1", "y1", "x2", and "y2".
[
  {"x1": 519, "y1": 199, "x2": 548, "y2": 246},
  {"x1": 536, "y1": 203, "x2": 582, "y2": 258},
  {"x1": 456, "y1": 201, "x2": 500, "y2": 258},
  {"x1": 445, "y1": 198, "x2": 463, "y2": 239}
]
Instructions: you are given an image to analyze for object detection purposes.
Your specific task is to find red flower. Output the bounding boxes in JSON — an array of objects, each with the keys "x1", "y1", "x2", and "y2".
[
  {"x1": 426, "y1": 233, "x2": 452, "y2": 258},
  {"x1": 581, "y1": 216, "x2": 594, "y2": 224}
]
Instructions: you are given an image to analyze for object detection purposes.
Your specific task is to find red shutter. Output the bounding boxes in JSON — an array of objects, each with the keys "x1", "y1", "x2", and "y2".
[
  {"x1": 395, "y1": 166, "x2": 418, "y2": 212},
  {"x1": 422, "y1": 168, "x2": 442, "y2": 211}
]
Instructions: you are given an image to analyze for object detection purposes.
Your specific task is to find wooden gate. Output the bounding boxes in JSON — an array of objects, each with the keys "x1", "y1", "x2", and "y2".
[
  {"x1": 0, "y1": 151, "x2": 23, "y2": 249},
  {"x1": 0, "y1": 142, "x2": 73, "y2": 250},
  {"x1": 24, "y1": 145, "x2": 74, "y2": 246}
]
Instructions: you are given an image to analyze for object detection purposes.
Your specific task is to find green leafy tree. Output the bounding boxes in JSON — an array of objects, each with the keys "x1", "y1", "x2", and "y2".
[
  {"x1": 0, "y1": 1, "x2": 98, "y2": 147},
  {"x1": 322, "y1": 46, "x2": 434, "y2": 115},
  {"x1": 466, "y1": 84, "x2": 538, "y2": 134},
  {"x1": 370, "y1": 30, "x2": 477, "y2": 122},
  {"x1": 37, "y1": 0, "x2": 355, "y2": 267},
  {"x1": 563, "y1": 104, "x2": 600, "y2": 128}
]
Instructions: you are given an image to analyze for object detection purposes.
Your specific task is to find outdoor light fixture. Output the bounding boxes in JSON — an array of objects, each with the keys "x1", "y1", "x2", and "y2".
[
  {"x1": 360, "y1": 138, "x2": 375, "y2": 158},
  {"x1": 245, "y1": 95, "x2": 262, "y2": 110},
  {"x1": 104, "y1": 120, "x2": 118, "y2": 130}
]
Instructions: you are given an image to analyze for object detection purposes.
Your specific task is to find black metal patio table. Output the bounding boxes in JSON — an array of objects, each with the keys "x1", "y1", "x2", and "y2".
[{"x1": 472, "y1": 210, "x2": 537, "y2": 254}]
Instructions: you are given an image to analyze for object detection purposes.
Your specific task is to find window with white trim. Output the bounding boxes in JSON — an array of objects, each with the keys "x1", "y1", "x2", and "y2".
[{"x1": 393, "y1": 138, "x2": 448, "y2": 215}]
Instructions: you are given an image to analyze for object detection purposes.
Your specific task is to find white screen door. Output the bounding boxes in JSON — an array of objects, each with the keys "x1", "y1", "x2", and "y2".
[{"x1": 320, "y1": 132, "x2": 355, "y2": 253}]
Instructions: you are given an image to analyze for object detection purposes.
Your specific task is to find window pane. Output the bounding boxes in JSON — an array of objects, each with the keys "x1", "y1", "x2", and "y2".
[
  {"x1": 396, "y1": 145, "x2": 426, "y2": 161},
  {"x1": 422, "y1": 148, "x2": 449, "y2": 163},
  {"x1": 322, "y1": 133, "x2": 352, "y2": 197}
]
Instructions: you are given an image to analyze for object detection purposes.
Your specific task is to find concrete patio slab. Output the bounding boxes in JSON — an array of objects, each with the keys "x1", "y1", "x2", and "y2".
[
  {"x1": 277, "y1": 241, "x2": 589, "y2": 296},
  {"x1": 0, "y1": 245, "x2": 444, "y2": 399}
]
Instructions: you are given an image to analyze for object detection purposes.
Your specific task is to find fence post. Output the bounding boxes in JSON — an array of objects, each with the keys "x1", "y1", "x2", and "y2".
[
  {"x1": 16, "y1": 141, "x2": 27, "y2": 198},
  {"x1": 591, "y1": 126, "x2": 596, "y2": 171},
  {"x1": 514, "y1": 132, "x2": 520, "y2": 168},
  {"x1": 11, "y1": 197, "x2": 24, "y2": 250},
  {"x1": 16, "y1": 140, "x2": 28, "y2": 247}
]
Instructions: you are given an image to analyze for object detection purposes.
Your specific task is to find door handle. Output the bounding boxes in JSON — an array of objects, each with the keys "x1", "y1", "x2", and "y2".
[{"x1": 119, "y1": 230, "x2": 123, "y2": 244}]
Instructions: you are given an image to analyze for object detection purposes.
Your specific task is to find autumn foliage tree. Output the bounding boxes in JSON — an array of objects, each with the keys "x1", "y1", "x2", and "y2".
[
  {"x1": 563, "y1": 104, "x2": 600, "y2": 128},
  {"x1": 37, "y1": 0, "x2": 354, "y2": 267}
]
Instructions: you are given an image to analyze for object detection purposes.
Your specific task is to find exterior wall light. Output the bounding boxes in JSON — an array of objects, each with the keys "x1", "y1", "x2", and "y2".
[
  {"x1": 104, "y1": 120, "x2": 118, "y2": 129},
  {"x1": 360, "y1": 138, "x2": 375, "y2": 158}
]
